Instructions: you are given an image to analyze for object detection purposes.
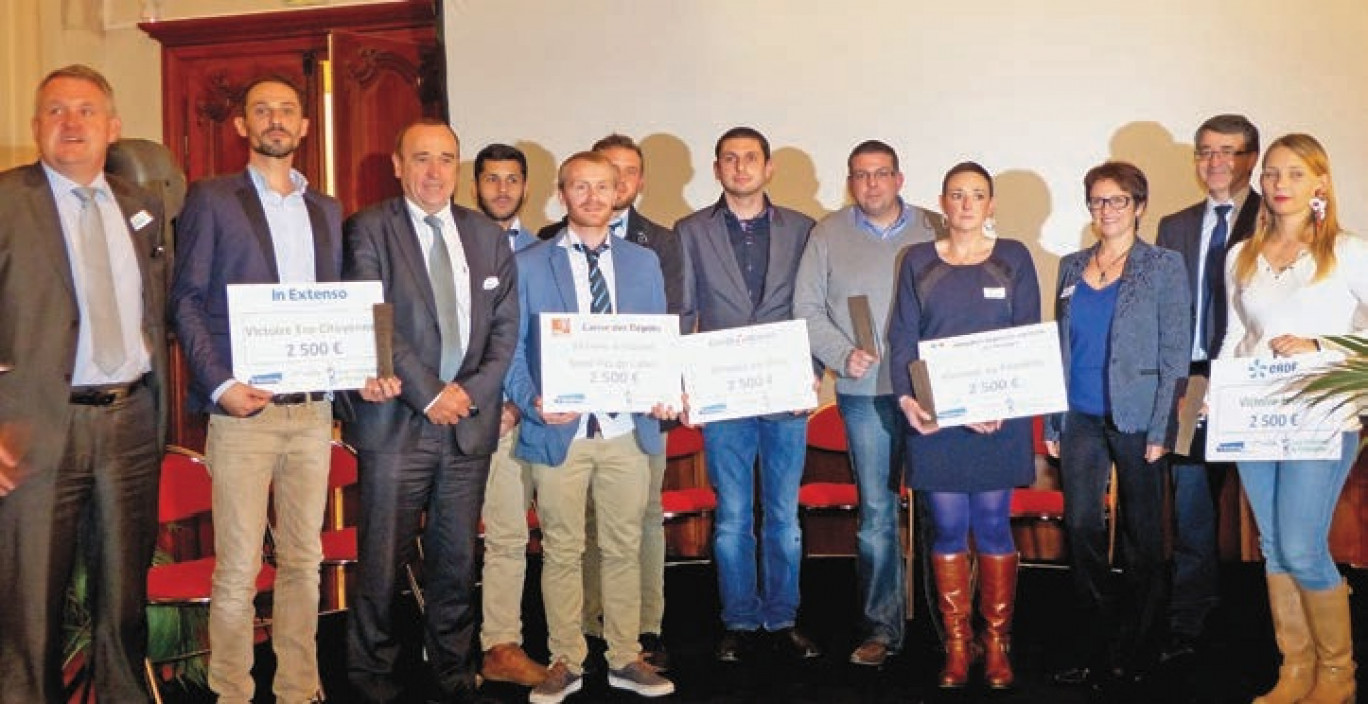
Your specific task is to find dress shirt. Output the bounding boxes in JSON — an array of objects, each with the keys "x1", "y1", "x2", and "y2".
[
  {"x1": 609, "y1": 212, "x2": 628, "y2": 241},
  {"x1": 1190, "y1": 186, "x2": 1250, "y2": 361},
  {"x1": 723, "y1": 201, "x2": 772, "y2": 309},
  {"x1": 407, "y1": 201, "x2": 472, "y2": 356},
  {"x1": 558, "y1": 228, "x2": 634, "y2": 441},
  {"x1": 507, "y1": 216, "x2": 527, "y2": 251},
  {"x1": 248, "y1": 165, "x2": 317, "y2": 284},
  {"x1": 851, "y1": 197, "x2": 910, "y2": 240},
  {"x1": 43, "y1": 164, "x2": 150, "y2": 385}
]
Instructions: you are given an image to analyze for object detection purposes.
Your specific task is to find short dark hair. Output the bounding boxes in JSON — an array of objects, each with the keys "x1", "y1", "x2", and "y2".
[
  {"x1": 1196, "y1": 114, "x2": 1260, "y2": 154},
  {"x1": 1084, "y1": 161, "x2": 1149, "y2": 207},
  {"x1": 393, "y1": 118, "x2": 459, "y2": 156},
  {"x1": 474, "y1": 143, "x2": 527, "y2": 179},
  {"x1": 239, "y1": 74, "x2": 305, "y2": 118},
  {"x1": 847, "y1": 140, "x2": 899, "y2": 173},
  {"x1": 36, "y1": 64, "x2": 116, "y2": 115},
  {"x1": 941, "y1": 161, "x2": 993, "y2": 196},
  {"x1": 714, "y1": 126, "x2": 770, "y2": 161}
]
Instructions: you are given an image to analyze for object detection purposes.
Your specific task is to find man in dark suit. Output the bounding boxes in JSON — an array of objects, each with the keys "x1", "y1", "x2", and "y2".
[
  {"x1": 1156, "y1": 113, "x2": 1262, "y2": 663},
  {"x1": 170, "y1": 75, "x2": 372, "y2": 703},
  {"x1": 0, "y1": 64, "x2": 168, "y2": 703},
  {"x1": 507, "y1": 151, "x2": 679, "y2": 704},
  {"x1": 343, "y1": 119, "x2": 518, "y2": 704},
  {"x1": 676, "y1": 126, "x2": 820, "y2": 663}
]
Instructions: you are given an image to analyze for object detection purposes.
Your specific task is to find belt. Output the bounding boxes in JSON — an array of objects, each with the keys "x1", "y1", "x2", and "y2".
[
  {"x1": 69, "y1": 375, "x2": 147, "y2": 406},
  {"x1": 271, "y1": 391, "x2": 329, "y2": 405}
]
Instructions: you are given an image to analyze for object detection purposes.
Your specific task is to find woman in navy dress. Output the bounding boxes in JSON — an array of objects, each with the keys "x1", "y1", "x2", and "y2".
[{"x1": 889, "y1": 162, "x2": 1040, "y2": 689}]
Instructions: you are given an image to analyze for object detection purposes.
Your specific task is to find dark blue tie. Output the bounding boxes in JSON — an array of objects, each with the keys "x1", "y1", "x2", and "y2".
[
  {"x1": 574, "y1": 241, "x2": 614, "y2": 435},
  {"x1": 1201, "y1": 204, "x2": 1233, "y2": 356}
]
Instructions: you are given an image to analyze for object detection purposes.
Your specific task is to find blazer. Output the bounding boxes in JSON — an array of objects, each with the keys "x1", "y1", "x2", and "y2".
[
  {"x1": 169, "y1": 170, "x2": 345, "y2": 415},
  {"x1": 0, "y1": 163, "x2": 168, "y2": 474},
  {"x1": 509, "y1": 225, "x2": 540, "y2": 253},
  {"x1": 1156, "y1": 191, "x2": 1262, "y2": 357},
  {"x1": 1045, "y1": 238, "x2": 1191, "y2": 446},
  {"x1": 676, "y1": 198, "x2": 815, "y2": 333},
  {"x1": 504, "y1": 232, "x2": 667, "y2": 467},
  {"x1": 342, "y1": 198, "x2": 519, "y2": 457}
]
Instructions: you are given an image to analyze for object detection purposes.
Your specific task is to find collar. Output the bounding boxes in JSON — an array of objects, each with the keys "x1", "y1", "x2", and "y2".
[
  {"x1": 851, "y1": 198, "x2": 908, "y2": 236},
  {"x1": 405, "y1": 199, "x2": 454, "y2": 230},
  {"x1": 1207, "y1": 185, "x2": 1251, "y2": 215},
  {"x1": 247, "y1": 164, "x2": 308, "y2": 198},
  {"x1": 43, "y1": 163, "x2": 112, "y2": 199}
]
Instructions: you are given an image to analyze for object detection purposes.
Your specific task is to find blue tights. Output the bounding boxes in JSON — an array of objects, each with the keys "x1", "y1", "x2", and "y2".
[{"x1": 927, "y1": 489, "x2": 1015, "y2": 555}]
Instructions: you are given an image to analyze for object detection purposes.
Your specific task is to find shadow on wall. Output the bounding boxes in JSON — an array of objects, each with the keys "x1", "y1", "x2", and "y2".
[
  {"x1": 638, "y1": 133, "x2": 694, "y2": 227},
  {"x1": 1105, "y1": 121, "x2": 1205, "y2": 244},
  {"x1": 515, "y1": 140, "x2": 559, "y2": 233},
  {"x1": 994, "y1": 169, "x2": 1058, "y2": 321},
  {"x1": 770, "y1": 146, "x2": 830, "y2": 221}
]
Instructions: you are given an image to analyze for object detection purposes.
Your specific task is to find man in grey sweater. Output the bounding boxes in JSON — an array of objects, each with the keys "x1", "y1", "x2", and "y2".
[{"x1": 793, "y1": 140, "x2": 943, "y2": 666}]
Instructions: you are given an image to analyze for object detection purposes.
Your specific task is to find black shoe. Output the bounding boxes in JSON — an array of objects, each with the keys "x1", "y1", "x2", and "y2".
[
  {"x1": 640, "y1": 632, "x2": 670, "y2": 672},
  {"x1": 582, "y1": 633, "x2": 608, "y2": 675},
  {"x1": 717, "y1": 629, "x2": 754, "y2": 662},
  {"x1": 773, "y1": 627, "x2": 821, "y2": 660},
  {"x1": 1052, "y1": 666, "x2": 1095, "y2": 687},
  {"x1": 1157, "y1": 636, "x2": 1197, "y2": 665}
]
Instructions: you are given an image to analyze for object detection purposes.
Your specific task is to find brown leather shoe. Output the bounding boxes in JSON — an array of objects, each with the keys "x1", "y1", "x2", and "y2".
[
  {"x1": 849, "y1": 640, "x2": 889, "y2": 667},
  {"x1": 481, "y1": 643, "x2": 547, "y2": 686}
]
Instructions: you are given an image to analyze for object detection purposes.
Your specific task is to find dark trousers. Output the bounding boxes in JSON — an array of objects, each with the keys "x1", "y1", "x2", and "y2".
[
  {"x1": 1167, "y1": 420, "x2": 1224, "y2": 641},
  {"x1": 0, "y1": 388, "x2": 161, "y2": 704},
  {"x1": 348, "y1": 423, "x2": 489, "y2": 703},
  {"x1": 1059, "y1": 410, "x2": 1167, "y2": 671}
]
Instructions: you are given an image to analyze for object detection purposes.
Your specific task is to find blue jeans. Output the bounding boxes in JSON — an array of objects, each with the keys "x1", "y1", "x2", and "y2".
[
  {"x1": 704, "y1": 415, "x2": 807, "y2": 631},
  {"x1": 1238, "y1": 432, "x2": 1360, "y2": 591},
  {"x1": 1167, "y1": 425, "x2": 1223, "y2": 640},
  {"x1": 836, "y1": 394, "x2": 906, "y2": 649}
]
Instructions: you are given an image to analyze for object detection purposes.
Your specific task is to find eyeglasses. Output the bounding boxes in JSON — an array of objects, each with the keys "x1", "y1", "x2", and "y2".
[
  {"x1": 1086, "y1": 195, "x2": 1133, "y2": 212},
  {"x1": 1194, "y1": 147, "x2": 1253, "y2": 162},
  {"x1": 849, "y1": 169, "x2": 896, "y2": 184}
]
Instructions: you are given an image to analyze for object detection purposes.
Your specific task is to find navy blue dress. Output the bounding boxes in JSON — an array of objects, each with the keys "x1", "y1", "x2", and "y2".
[{"x1": 887, "y1": 238, "x2": 1041, "y2": 492}]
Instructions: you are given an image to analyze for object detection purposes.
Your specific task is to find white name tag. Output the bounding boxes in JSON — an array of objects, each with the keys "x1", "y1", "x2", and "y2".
[
  {"x1": 1060, "y1": 285, "x2": 1076, "y2": 299},
  {"x1": 482, "y1": 276, "x2": 500, "y2": 290},
  {"x1": 983, "y1": 287, "x2": 1006, "y2": 299},
  {"x1": 130, "y1": 210, "x2": 153, "y2": 231}
]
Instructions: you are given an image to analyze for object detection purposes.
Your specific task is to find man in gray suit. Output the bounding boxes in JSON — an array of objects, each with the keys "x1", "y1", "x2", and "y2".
[
  {"x1": 1155, "y1": 114, "x2": 1262, "y2": 663},
  {"x1": 344, "y1": 119, "x2": 519, "y2": 703},
  {"x1": 677, "y1": 126, "x2": 819, "y2": 663},
  {"x1": 0, "y1": 64, "x2": 168, "y2": 703}
]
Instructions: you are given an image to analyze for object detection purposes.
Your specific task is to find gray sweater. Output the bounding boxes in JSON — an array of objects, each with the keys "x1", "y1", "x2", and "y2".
[{"x1": 794, "y1": 202, "x2": 943, "y2": 396}]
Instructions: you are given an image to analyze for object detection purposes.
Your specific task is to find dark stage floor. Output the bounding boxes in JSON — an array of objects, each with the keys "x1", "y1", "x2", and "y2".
[{"x1": 158, "y1": 558, "x2": 1368, "y2": 704}]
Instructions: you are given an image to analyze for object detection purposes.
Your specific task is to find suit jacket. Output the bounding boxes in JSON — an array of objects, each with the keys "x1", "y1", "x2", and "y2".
[
  {"x1": 676, "y1": 198, "x2": 815, "y2": 333},
  {"x1": 504, "y1": 232, "x2": 667, "y2": 466},
  {"x1": 342, "y1": 199, "x2": 519, "y2": 456},
  {"x1": 509, "y1": 226, "x2": 540, "y2": 253},
  {"x1": 1045, "y1": 238, "x2": 1191, "y2": 446},
  {"x1": 169, "y1": 170, "x2": 346, "y2": 415},
  {"x1": 0, "y1": 163, "x2": 168, "y2": 474},
  {"x1": 1156, "y1": 191, "x2": 1262, "y2": 357},
  {"x1": 540, "y1": 208, "x2": 693, "y2": 333}
]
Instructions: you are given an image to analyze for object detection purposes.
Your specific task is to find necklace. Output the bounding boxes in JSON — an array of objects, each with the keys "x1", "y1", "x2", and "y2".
[{"x1": 1091, "y1": 244, "x2": 1134, "y2": 284}]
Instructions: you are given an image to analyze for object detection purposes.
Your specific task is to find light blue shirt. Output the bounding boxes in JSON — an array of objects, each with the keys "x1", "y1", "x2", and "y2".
[
  {"x1": 43, "y1": 164, "x2": 151, "y2": 385},
  {"x1": 851, "y1": 197, "x2": 910, "y2": 240},
  {"x1": 1190, "y1": 188, "x2": 1248, "y2": 361},
  {"x1": 247, "y1": 165, "x2": 316, "y2": 284}
]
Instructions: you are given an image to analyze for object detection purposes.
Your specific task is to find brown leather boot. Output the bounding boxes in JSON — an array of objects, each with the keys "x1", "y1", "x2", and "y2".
[
  {"x1": 932, "y1": 553, "x2": 978, "y2": 688},
  {"x1": 1300, "y1": 581, "x2": 1357, "y2": 704},
  {"x1": 1253, "y1": 573, "x2": 1314, "y2": 704},
  {"x1": 978, "y1": 552, "x2": 1018, "y2": 689},
  {"x1": 481, "y1": 642, "x2": 548, "y2": 686}
]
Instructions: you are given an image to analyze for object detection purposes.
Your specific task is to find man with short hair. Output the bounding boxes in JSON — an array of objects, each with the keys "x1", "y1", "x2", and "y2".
[
  {"x1": 579, "y1": 133, "x2": 693, "y2": 671},
  {"x1": 508, "y1": 151, "x2": 678, "y2": 703},
  {"x1": 344, "y1": 119, "x2": 519, "y2": 703},
  {"x1": 472, "y1": 142, "x2": 548, "y2": 687},
  {"x1": 171, "y1": 74, "x2": 369, "y2": 703},
  {"x1": 0, "y1": 64, "x2": 168, "y2": 703},
  {"x1": 677, "y1": 126, "x2": 820, "y2": 663},
  {"x1": 794, "y1": 139, "x2": 941, "y2": 666},
  {"x1": 1156, "y1": 114, "x2": 1262, "y2": 663}
]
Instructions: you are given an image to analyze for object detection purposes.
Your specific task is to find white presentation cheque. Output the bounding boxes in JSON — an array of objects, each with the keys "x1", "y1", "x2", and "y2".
[
  {"x1": 917, "y1": 321, "x2": 1068, "y2": 428},
  {"x1": 1206, "y1": 353, "x2": 1353, "y2": 462},
  {"x1": 540, "y1": 314, "x2": 681, "y2": 413},
  {"x1": 680, "y1": 320, "x2": 819, "y2": 423},
  {"x1": 227, "y1": 281, "x2": 383, "y2": 393}
]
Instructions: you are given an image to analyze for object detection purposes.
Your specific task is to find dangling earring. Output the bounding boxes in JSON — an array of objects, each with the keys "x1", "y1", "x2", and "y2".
[
  {"x1": 1310, "y1": 191, "x2": 1327, "y2": 224},
  {"x1": 983, "y1": 217, "x2": 997, "y2": 236}
]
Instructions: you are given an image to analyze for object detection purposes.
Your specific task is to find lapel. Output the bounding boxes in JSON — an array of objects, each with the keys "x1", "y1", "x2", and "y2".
[
  {"x1": 22, "y1": 165, "x2": 78, "y2": 303},
  {"x1": 1178, "y1": 205, "x2": 1204, "y2": 294},
  {"x1": 234, "y1": 172, "x2": 281, "y2": 282},
  {"x1": 1231, "y1": 191, "x2": 1261, "y2": 245},
  {"x1": 547, "y1": 234, "x2": 580, "y2": 312},
  {"x1": 625, "y1": 207, "x2": 650, "y2": 248},
  {"x1": 1056, "y1": 245, "x2": 1093, "y2": 322},
  {"x1": 388, "y1": 198, "x2": 440, "y2": 323},
  {"x1": 109, "y1": 177, "x2": 159, "y2": 327},
  {"x1": 304, "y1": 193, "x2": 334, "y2": 282},
  {"x1": 701, "y1": 204, "x2": 751, "y2": 304},
  {"x1": 757, "y1": 206, "x2": 788, "y2": 307}
]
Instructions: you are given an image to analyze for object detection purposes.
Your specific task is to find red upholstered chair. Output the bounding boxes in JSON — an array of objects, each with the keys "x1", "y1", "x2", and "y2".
[
  {"x1": 799, "y1": 404, "x2": 861, "y2": 557},
  {"x1": 144, "y1": 446, "x2": 276, "y2": 704},
  {"x1": 1010, "y1": 417, "x2": 1118, "y2": 565},
  {"x1": 320, "y1": 440, "x2": 360, "y2": 613},
  {"x1": 660, "y1": 425, "x2": 716, "y2": 562}
]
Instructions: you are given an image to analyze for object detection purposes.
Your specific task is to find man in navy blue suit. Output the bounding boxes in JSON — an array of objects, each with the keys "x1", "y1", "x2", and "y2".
[{"x1": 171, "y1": 75, "x2": 395, "y2": 703}]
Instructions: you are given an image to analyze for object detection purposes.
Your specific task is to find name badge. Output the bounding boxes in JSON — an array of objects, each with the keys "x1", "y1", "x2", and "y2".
[
  {"x1": 130, "y1": 210, "x2": 153, "y2": 231},
  {"x1": 983, "y1": 287, "x2": 1006, "y2": 299},
  {"x1": 1060, "y1": 285, "x2": 1076, "y2": 299},
  {"x1": 482, "y1": 276, "x2": 500, "y2": 290}
]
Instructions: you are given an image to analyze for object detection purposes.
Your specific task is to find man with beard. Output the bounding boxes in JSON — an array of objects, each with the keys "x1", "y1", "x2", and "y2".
[
  {"x1": 471, "y1": 143, "x2": 548, "y2": 686},
  {"x1": 171, "y1": 75, "x2": 393, "y2": 702}
]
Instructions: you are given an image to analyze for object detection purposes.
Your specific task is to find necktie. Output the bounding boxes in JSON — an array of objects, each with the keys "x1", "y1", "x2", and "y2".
[
  {"x1": 1201, "y1": 204, "x2": 1233, "y2": 356},
  {"x1": 575, "y1": 241, "x2": 614, "y2": 435},
  {"x1": 73, "y1": 187, "x2": 126, "y2": 374},
  {"x1": 424, "y1": 215, "x2": 463, "y2": 380},
  {"x1": 506, "y1": 228, "x2": 518, "y2": 252},
  {"x1": 609, "y1": 217, "x2": 626, "y2": 242}
]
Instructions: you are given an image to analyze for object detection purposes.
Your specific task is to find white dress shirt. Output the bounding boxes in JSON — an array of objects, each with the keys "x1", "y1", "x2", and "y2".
[{"x1": 559, "y1": 227, "x2": 634, "y2": 441}]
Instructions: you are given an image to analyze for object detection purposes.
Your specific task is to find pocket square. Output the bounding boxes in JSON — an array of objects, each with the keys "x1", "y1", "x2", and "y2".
[{"x1": 482, "y1": 276, "x2": 499, "y2": 290}]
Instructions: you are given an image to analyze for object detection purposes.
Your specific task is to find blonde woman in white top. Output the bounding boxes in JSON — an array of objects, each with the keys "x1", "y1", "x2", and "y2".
[{"x1": 1219, "y1": 133, "x2": 1366, "y2": 704}]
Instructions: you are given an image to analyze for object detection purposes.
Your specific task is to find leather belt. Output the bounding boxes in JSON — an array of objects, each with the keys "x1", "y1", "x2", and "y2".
[
  {"x1": 271, "y1": 391, "x2": 329, "y2": 405},
  {"x1": 69, "y1": 375, "x2": 147, "y2": 406}
]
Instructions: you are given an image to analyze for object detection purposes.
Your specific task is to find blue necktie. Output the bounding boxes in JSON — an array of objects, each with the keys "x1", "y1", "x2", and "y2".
[
  {"x1": 1201, "y1": 204, "x2": 1233, "y2": 356},
  {"x1": 574, "y1": 241, "x2": 613, "y2": 435}
]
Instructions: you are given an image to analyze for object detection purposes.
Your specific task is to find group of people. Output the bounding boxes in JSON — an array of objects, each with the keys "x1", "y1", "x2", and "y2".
[{"x1": 0, "y1": 62, "x2": 1362, "y2": 704}]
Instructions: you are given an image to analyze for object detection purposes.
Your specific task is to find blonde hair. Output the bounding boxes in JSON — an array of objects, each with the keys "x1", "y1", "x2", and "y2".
[{"x1": 1233, "y1": 133, "x2": 1340, "y2": 284}]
